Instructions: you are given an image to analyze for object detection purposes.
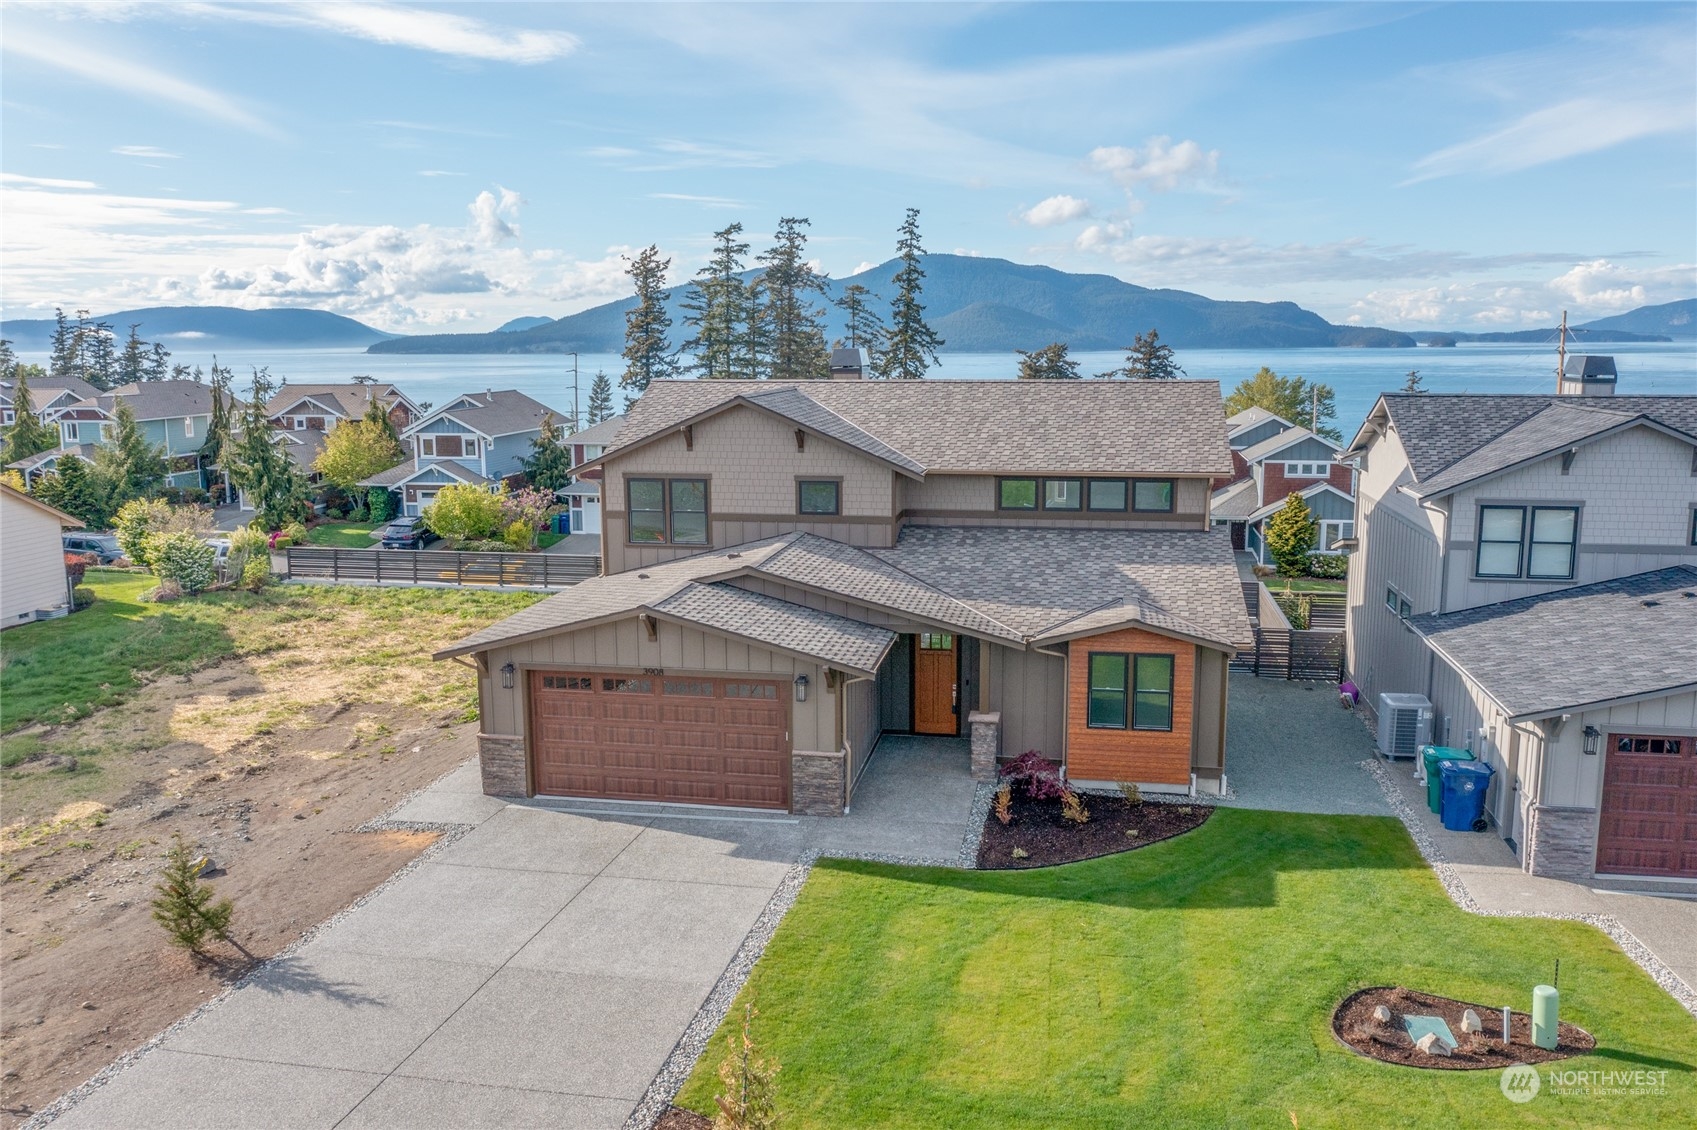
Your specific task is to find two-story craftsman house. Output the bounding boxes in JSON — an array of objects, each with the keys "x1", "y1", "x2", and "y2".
[
  {"x1": 358, "y1": 389, "x2": 554, "y2": 515},
  {"x1": 1210, "y1": 407, "x2": 1355, "y2": 559},
  {"x1": 9, "y1": 380, "x2": 215, "y2": 490},
  {"x1": 437, "y1": 379, "x2": 1253, "y2": 817},
  {"x1": 1340, "y1": 368, "x2": 1697, "y2": 882}
]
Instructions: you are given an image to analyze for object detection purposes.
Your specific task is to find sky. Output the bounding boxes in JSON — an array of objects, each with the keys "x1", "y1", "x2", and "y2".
[{"x1": 2, "y1": 1, "x2": 1694, "y2": 334}]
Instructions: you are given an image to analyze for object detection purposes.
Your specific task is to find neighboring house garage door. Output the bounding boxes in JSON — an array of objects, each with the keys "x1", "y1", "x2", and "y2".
[
  {"x1": 1596, "y1": 732, "x2": 1697, "y2": 878},
  {"x1": 529, "y1": 671, "x2": 790, "y2": 809}
]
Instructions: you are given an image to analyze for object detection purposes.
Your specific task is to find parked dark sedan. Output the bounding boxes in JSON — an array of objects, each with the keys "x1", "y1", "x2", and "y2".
[
  {"x1": 63, "y1": 532, "x2": 124, "y2": 563},
  {"x1": 379, "y1": 516, "x2": 439, "y2": 550}
]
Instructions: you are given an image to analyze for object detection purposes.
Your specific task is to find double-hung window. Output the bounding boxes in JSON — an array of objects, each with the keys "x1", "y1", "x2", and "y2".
[
  {"x1": 628, "y1": 477, "x2": 709, "y2": 545},
  {"x1": 1087, "y1": 653, "x2": 1175, "y2": 731},
  {"x1": 1476, "y1": 504, "x2": 1579, "y2": 580}
]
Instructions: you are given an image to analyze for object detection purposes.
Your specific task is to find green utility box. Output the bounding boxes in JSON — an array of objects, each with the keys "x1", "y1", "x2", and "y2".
[{"x1": 1421, "y1": 746, "x2": 1474, "y2": 813}]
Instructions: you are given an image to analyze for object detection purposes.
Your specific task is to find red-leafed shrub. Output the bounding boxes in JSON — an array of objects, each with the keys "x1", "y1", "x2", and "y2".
[
  {"x1": 1001, "y1": 750, "x2": 1066, "y2": 800},
  {"x1": 64, "y1": 552, "x2": 96, "y2": 585}
]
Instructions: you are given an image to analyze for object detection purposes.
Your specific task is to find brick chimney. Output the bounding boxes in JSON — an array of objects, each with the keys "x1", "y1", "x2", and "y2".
[
  {"x1": 829, "y1": 347, "x2": 867, "y2": 380},
  {"x1": 1559, "y1": 355, "x2": 1617, "y2": 397}
]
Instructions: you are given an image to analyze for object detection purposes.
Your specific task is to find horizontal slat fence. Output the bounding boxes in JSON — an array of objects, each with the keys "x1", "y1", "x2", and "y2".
[
  {"x1": 1229, "y1": 627, "x2": 1346, "y2": 681},
  {"x1": 285, "y1": 547, "x2": 597, "y2": 589}
]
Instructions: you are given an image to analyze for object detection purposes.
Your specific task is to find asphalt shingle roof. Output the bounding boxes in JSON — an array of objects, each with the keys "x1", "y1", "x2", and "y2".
[
  {"x1": 741, "y1": 387, "x2": 926, "y2": 476},
  {"x1": 413, "y1": 390, "x2": 556, "y2": 438},
  {"x1": 356, "y1": 458, "x2": 490, "y2": 488},
  {"x1": 1407, "y1": 566, "x2": 1697, "y2": 719},
  {"x1": 70, "y1": 380, "x2": 217, "y2": 422},
  {"x1": 604, "y1": 379, "x2": 1236, "y2": 476},
  {"x1": 1407, "y1": 401, "x2": 1647, "y2": 498},
  {"x1": 268, "y1": 383, "x2": 411, "y2": 420},
  {"x1": 567, "y1": 414, "x2": 626, "y2": 447},
  {"x1": 1210, "y1": 477, "x2": 1259, "y2": 520},
  {"x1": 651, "y1": 582, "x2": 896, "y2": 674}
]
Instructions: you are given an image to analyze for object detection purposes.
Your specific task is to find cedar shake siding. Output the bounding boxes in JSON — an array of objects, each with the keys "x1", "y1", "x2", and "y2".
[{"x1": 1064, "y1": 625, "x2": 1197, "y2": 787}]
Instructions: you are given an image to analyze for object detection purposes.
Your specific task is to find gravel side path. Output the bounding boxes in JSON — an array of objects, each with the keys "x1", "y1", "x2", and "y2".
[{"x1": 1219, "y1": 673, "x2": 1391, "y2": 815}]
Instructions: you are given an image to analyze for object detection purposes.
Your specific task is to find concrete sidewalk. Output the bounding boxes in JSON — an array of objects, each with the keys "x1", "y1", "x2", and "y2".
[{"x1": 42, "y1": 740, "x2": 981, "y2": 1130}]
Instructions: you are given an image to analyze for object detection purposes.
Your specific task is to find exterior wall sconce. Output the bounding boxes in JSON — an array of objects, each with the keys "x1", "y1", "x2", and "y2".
[
  {"x1": 501, "y1": 662, "x2": 516, "y2": 690},
  {"x1": 1582, "y1": 725, "x2": 1601, "y2": 756},
  {"x1": 793, "y1": 674, "x2": 809, "y2": 703}
]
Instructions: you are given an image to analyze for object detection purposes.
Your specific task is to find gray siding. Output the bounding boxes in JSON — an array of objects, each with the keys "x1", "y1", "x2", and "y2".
[
  {"x1": 1191, "y1": 646, "x2": 1228, "y2": 776},
  {"x1": 879, "y1": 637, "x2": 913, "y2": 731},
  {"x1": 1230, "y1": 419, "x2": 1288, "y2": 449},
  {"x1": 844, "y1": 676, "x2": 881, "y2": 794},
  {"x1": 1266, "y1": 436, "x2": 1338, "y2": 463},
  {"x1": 487, "y1": 432, "x2": 535, "y2": 479},
  {"x1": 1303, "y1": 488, "x2": 1356, "y2": 521},
  {"x1": 988, "y1": 644, "x2": 1066, "y2": 759}
]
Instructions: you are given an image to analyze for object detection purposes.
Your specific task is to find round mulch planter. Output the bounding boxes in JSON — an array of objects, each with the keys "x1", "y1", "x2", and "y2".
[
  {"x1": 976, "y1": 792, "x2": 1210, "y2": 869},
  {"x1": 1332, "y1": 986, "x2": 1594, "y2": 1070},
  {"x1": 655, "y1": 1105, "x2": 711, "y2": 1129}
]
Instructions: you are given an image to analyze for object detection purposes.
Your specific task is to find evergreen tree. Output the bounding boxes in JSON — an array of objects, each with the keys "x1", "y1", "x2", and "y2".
[
  {"x1": 758, "y1": 217, "x2": 831, "y2": 380},
  {"x1": 361, "y1": 388, "x2": 401, "y2": 448},
  {"x1": 150, "y1": 835, "x2": 235, "y2": 955},
  {"x1": 586, "y1": 369, "x2": 614, "y2": 424},
  {"x1": 736, "y1": 274, "x2": 773, "y2": 380},
  {"x1": 875, "y1": 208, "x2": 943, "y2": 380},
  {"x1": 119, "y1": 324, "x2": 149, "y2": 385},
  {"x1": 1223, "y1": 367, "x2": 1341, "y2": 442},
  {"x1": 199, "y1": 361, "x2": 236, "y2": 478},
  {"x1": 620, "y1": 244, "x2": 680, "y2": 394},
  {"x1": 1, "y1": 364, "x2": 60, "y2": 464},
  {"x1": 228, "y1": 368, "x2": 308, "y2": 528},
  {"x1": 49, "y1": 309, "x2": 77, "y2": 380},
  {"x1": 146, "y1": 342, "x2": 172, "y2": 381},
  {"x1": 1016, "y1": 342, "x2": 1081, "y2": 380},
  {"x1": 833, "y1": 282, "x2": 886, "y2": 359},
  {"x1": 1265, "y1": 491, "x2": 1319, "y2": 577},
  {"x1": 1104, "y1": 328, "x2": 1185, "y2": 380},
  {"x1": 1401, "y1": 369, "x2": 1426, "y2": 394},
  {"x1": 520, "y1": 414, "x2": 575, "y2": 492},
  {"x1": 77, "y1": 314, "x2": 118, "y2": 390},
  {"x1": 92, "y1": 400, "x2": 167, "y2": 504},
  {"x1": 682, "y1": 223, "x2": 753, "y2": 380},
  {"x1": 34, "y1": 455, "x2": 105, "y2": 528}
]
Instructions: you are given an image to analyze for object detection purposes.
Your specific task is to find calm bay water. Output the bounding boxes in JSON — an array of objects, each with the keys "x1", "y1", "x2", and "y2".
[{"x1": 25, "y1": 340, "x2": 1696, "y2": 436}]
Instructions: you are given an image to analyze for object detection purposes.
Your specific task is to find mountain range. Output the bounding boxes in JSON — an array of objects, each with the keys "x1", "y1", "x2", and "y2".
[
  {"x1": 368, "y1": 254, "x2": 1418, "y2": 354},
  {"x1": 0, "y1": 306, "x2": 398, "y2": 351}
]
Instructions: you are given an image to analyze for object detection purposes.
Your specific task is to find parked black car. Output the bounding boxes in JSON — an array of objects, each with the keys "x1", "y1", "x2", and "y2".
[
  {"x1": 63, "y1": 532, "x2": 124, "y2": 564},
  {"x1": 379, "y1": 516, "x2": 439, "y2": 550}
]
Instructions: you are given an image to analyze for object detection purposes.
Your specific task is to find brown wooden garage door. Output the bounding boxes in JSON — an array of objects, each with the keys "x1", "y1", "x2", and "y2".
[
  {"x1": 1596, "y1": 732, "x2": 1697, "y2": 878},
  {"x1": 529, "y1": 671, "x2": 790, "y2": 809}
]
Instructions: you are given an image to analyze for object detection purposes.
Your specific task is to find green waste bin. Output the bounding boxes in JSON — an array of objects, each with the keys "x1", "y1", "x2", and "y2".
[{"x1": 1421, "y1": 745, "x2": 1473, "y2": 813}]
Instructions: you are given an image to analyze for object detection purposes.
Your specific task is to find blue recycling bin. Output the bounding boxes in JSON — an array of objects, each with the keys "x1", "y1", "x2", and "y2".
[{"x1": 1438, "y1": 760, "x2": 1495, "y2": 831}]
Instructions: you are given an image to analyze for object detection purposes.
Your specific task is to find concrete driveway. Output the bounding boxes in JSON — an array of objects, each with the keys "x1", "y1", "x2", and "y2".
[{"x1": 43, "y1": 739, "x2": 980, "y2": 1130}]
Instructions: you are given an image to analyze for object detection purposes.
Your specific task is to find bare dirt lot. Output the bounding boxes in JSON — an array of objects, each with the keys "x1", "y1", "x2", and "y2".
[{"x1": 1, "y1": 577, "x2": 539, "y2": 1126}]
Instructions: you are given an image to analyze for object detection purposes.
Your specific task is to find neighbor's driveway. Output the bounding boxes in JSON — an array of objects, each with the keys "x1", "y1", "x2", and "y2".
[{"x1": 47, "y1": 739, "x2": 977, "y2": 1130}]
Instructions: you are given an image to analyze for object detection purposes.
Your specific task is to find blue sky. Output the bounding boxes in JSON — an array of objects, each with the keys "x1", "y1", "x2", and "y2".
[{"x1": 3, "y1": 2, "x2": 1693, "y2": 333}]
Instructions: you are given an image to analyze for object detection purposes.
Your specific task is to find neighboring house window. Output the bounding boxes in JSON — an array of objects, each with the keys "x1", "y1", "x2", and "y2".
[
  {"x1": 184, "y1": 416, "x2": 194, "y2": 438},
  {"x1": 1132, "y1": 479, "x2": 1174, "y2": 512},
  {"x1": 1044, "y1": 479, "x2": 1082, "y2": 510},
  {"x1": 627, "y1": 477, "x2": 709, "y2": 544},
  {"x1": 998, "y1": 478, "x2": 1038, "y2": 510},
  {"x1": 1087, "y1": 479, "x2": 1127, "y2": 511},
  {"x1": 1475, "y1": 504, "x2": 1579, "y2": 580},
  {"x1": 1318, "y1": 519, "x2": 1354, "y2": 551},
  {"x1": 293, "y1": 417, "x2": 305, "y2": 430},
  {"x1": 1087, "y1": 653, "x2": 1128, "y2": 729},
  {"x1": 1132, "y1": 655, "x2": 1175, "y2": 730},
  {"x1": 1285, "y1": 462, "x2": 1329, "y2": 477},
  {"x1": 797, "y1": 480, "x2": 840, "y2": 515},
  {"x1": 1690, "y1": 507, "x2": 1697, "y2": 547}
]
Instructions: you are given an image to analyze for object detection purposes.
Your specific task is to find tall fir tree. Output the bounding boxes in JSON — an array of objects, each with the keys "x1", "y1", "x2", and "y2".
[
  {"x1": 681, "y1": 223, "x2": 753, "y2": 380},
  {"x1": 361, "y1": 388, "x2": 401, "y2": 448},
  {"x1": 118, "y1": 324, "x2": 149, "y2": 385},
  {"x1": 876, "y1": 208, "x2": 944, "y2": 380},
  {"x1": 78, "y1": 315, "x2": 119, "y2": 391},
  {"x1": 757, "y1": 217, "x2": 831, "y2": 380},
  {"x1": 520, "y1": 414, "x2": 575, "y2": 492},
  {"x1": 1103, "y1": 328, "x2": 1184, "y2": 380},
  {"x1": 2, "y1": 363, "x2": 60, "y2": 464},
  {"x1": 1016, "y1": 342, "x2": 1081, "y2": 380},
  {"x1": 620, "y1": 244, "x2": 680, "y2": 395},
  {"x1": 736, "y1": 274, "x2": 773, "y2": 380},
  {"x1": 1401, "y1": 369, "x2": 1426, "y2": 394},
  {"x1": 833, "y1": 282, "x2": 886, "y2": 356},
  {"x1": 92, "y1": 400, "x2": 167, "y2": 504},
  {"x1": 586, "y1": 370, "x2": 614, "y2": 424},
  {"x1": 49, "y1": 309, "x2": 77, "y2": 380},
  {"x1": 228, "y1": 368, "x2": 308, "y2": 527},
  {"x1": 146, "y1": 342, "x2": 172, "y2": 380}
]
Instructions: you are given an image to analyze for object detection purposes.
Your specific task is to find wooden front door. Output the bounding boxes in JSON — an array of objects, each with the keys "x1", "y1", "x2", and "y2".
[
  {"x1": 913, "y1": 631, "x2": 958, "y2": 735},
  {"x1": 1596, "y1": 732, "x2": 1697, "y2": 878}
]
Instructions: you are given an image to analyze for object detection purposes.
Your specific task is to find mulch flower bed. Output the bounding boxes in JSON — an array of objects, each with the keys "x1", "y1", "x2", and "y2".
[
  {"x1": 655, "y1": 1105, "x2": 711, "y2": 1130},
  {"x1": 977, "y1": 789, "x2": 1210, "y2": 869},
  {"x1": 1332, "y1": 986, "x2": 1594, "y2": 1070}
]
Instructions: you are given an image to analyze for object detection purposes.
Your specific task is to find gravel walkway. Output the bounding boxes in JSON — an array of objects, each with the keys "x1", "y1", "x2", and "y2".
[{"x1": 1218, "y1": 673, "x2": 1391, "y2": 815}]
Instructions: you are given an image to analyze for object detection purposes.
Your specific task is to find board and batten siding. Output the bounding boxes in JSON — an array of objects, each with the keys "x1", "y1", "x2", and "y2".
[
  {"x1": 844, "y1": 676, "x2": 881, "y2": 794},
  {"x1": 1, "y1": 491, "x2": 72, "y2": 626},
  {"x1": 476, "y1": 616, "x2": 835, "y2": 754},
  {"x1": 987, "y1": 644, "x2": 1066, "y2": 762}
]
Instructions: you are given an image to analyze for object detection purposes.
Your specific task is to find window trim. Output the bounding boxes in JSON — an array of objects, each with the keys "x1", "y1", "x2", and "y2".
[
  {"x1": 1475, "y1": 504, "x2": 1527, "y2": 579},
  {"x1": 1086, "y1": 652, "x2": 1129, "y2": 730},
  {"x1": 1131, "y1": 478, "x2": 1176, "y2": 513},
  {"x1": 1086, "y1": 478, "x2": 1129, "y2": 512},
  {"x1": 1131, "y1": 653, "x2": 1176, "y2": 732},
  {"x1": 626, "y1": 475, "x2": 711, "y2": 546},
  {"x1": 796, "y1": 477, "x2": 842, "y2": 516},
  {"x1": 996, "y1": 477, "x2": 1039, "y2": 511},
  {"x1": 1474, "y1": 502, "x2": 1581, "y2": 581},
  {"x1": 1526, "y1": 506, "x2": 1579, "y2": 580},
  {"x1": 1043, "y1": 478, "x2": 1084, "y2": 511},
  {"x1": 1284, "y1": 461, "x2": 1328, "y2": 478}
]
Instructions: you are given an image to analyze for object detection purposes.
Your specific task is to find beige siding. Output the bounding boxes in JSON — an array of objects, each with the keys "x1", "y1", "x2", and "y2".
[
  {"x1": 988, "y1": 644, "x2": 1066, "y2": 759},
  {"x1": 476, "y1": 616, "x2": 834, "y2": 752},
  {"x1": 1, "y1": 492, "x2": 71, "y2": 627},
  {"x1": 844, "y1": 676, "x2": 881, "y2": 794},
  {"x1": 1191, "y1": 646, "x2": 1229, "y2": 775},
  {"x1": 899, "y1": 473, "x2": 1211, "y2": 531}
]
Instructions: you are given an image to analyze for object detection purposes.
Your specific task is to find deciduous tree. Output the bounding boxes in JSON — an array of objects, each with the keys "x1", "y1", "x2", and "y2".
[
  {"x1": 421, "y1": 483, "x2": 504, "y2": 541},
  {"x1": 1223, "y1": 367, "x2": 1340, "y2": 442},
  {"x1": 313, "y1": 416, "x2": 404, "y2": 489}
]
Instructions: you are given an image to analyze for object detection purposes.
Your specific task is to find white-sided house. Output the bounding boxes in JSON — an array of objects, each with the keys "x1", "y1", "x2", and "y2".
[
  {"x1": 1211, "y1": 409, "x2": 1355, "y2": 559},
  {"x1": 559, "y1": 414, "x2": 625, "y2": 534},
  {"x1": 1340, "y1": 373, "x2": 1697, "y2": 881},
  {"x1": 359, "y1": 390, "x2": 555, "y2": 515},
  {"x1": 1, "y1": 483, "x2": 78, "y2": 627}
]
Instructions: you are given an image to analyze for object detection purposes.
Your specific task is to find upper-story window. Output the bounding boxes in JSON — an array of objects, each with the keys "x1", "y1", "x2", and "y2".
[
  {"x1": 1475, "y1": 504, "x2": 1579, "y2": 581},
  {"x1": 421, "y1": 435, "x2": 477, "y2": 458},
  {"x1": 1044, "y1": 479, "x2": 1082, "y2": 510},
  {"x1": 1285, "y1": 461, "x2": 1329, "y2": 478},
  {"x1": 293, "y1": 417, "x2": 306, "y2": 430},
  {"x1": 1689, "y1": 507, "x2": 1697, "y2": 547},
  {"x1": 797, "y1": 479, "x2": 840, "y2": 516},
  {"x1": 629, "y1": 477, "x2": 709, "y2": 544},
  {"x1": 185, "y1": 416, "x2": 195, "y2": 438},
  {"x1": 1087, "y1": 480, "x2": 1126, "y2": 511},
  {"x1": 998, "y1": 477, "x2": 1173, "y2": 513}
]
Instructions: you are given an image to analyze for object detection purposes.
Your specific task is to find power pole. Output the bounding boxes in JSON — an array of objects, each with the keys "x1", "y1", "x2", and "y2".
[
  {"x1": 1311, "y1": 382, "x2": 1319, "y2": 433},
  {"x1": 1555, "y1": 310, "x2": 1568, "y2": 393},
  {"x1": 566, "y1": 352, "x2": 580, "y2": 433}
]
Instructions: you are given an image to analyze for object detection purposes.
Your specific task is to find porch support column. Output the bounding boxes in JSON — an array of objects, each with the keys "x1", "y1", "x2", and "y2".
[{"x1": 968, "y1": 711, "x2": 1001, "y2": 782}]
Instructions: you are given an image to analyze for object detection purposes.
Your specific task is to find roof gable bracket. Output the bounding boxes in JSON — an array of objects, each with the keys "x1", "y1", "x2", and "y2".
[
  {"x1": 1561, "y1": 449, "x2": 1577, "y2": 475},
  {"x1": 795, "y1": 428, "x2": 805, "y2": 452},
  {"x1": 683, "y1": 424, "x2": 694, "y2": 451}
]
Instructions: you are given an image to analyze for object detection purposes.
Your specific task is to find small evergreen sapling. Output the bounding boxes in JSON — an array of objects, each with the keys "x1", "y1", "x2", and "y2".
[
  {"x1": 714, "y1": 1002, "x2": 779, "y2": 1130},
  {"x1": 1265, "y1": 492, "x2": 1319, "y2": 577},
  {"x1": 151, "y1": 835, "x2": 234, "y2": 954}
]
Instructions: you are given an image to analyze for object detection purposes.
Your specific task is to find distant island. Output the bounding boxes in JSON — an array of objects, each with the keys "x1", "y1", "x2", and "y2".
[
  {"x1": 0, "y1": 306, "x2": 398, "y2": 351},
  {"x1": 367, "y1": 254, "x2": 1420, "y2": 355},
  {"x1": 495, "y1": 315, "x2": 554, "y2": 333}
]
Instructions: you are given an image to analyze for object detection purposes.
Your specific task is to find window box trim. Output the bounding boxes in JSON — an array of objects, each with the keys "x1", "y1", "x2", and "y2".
[{"x1": 796, "y1": 477, "x2": 843, "y2": 516}]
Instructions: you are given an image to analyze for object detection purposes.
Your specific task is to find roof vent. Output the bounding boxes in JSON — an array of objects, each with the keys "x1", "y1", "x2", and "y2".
[
  {"x1": 637, "y1": 572, "x2": 650, "y2": 579},
  {"x1": 1641, "y1": 599, "x2": 1660, "y2": 608},
  {"x1": 726, "y1": 552, "x2": 741, "y2": 559},
  {"x1": 1558, "y1": 355, "x2": 1617, "y2": 397}
]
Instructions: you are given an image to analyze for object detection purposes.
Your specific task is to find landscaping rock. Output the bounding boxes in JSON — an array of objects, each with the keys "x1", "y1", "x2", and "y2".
[
  {"x1": 1414, "y1": 1032, "x2": 1451, "y2": 1057},
  {"x1": 1460, "y1": 1008, "x2": 1482, "y2": 1034},
  {"x1": 1372, "y1": 1004, "x2": 1392, "y2": 1024}
]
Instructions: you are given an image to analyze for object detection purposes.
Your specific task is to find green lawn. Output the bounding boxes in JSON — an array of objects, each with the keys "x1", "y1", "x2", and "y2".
[
  {"x1": 306, "y1": 521, "x2": 383, "y2": 548},
  {"x1": 1270, "y1": 576, "x2": 1346, "y2": 593},
  {"x1": 676, "y1": 809, "x2": 1695, "y2": 1129},
  {"x1": 537, "y1": 530, "x2": 566, "y2": 549}
]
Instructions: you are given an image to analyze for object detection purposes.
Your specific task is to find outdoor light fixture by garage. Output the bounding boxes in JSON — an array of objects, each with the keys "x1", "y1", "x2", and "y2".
[
  {"x1": 1582, "y1": 725, "x2": 1601, "y2": 756},
  {"x1": 794, "y1": 674, "x2": 809, "y2": 702},
  {"x1": 501, "y1": 662, "x2": 516, "y2": 690}
]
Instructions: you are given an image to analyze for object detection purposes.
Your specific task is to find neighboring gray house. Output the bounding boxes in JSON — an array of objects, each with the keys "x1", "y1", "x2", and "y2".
[
  {"x1": 1, "y1": 373, "x2": 99, "y2": 427},
  {"x1": 436, "y1": 379, "x2": 1253, "y2": 817},
  {"x1": 360, "y1": 390, "x2": 555, "y2": 515},
  {"x1": 9, "y1": 380, "x2": 215, "y2": 490},
  {"x1": 266, "y1": 382, "x2": 419, "y2": 434},
  {"x1": 1212, "y1": 409, "x2": 1355, "y2": 559},
  {"x1": 1339, "y1": 374, "x2": 1697, "y2": 882}
]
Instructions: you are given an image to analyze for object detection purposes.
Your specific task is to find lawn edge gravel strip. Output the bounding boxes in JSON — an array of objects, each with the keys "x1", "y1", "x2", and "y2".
[
  {"x1": 21, "y1": 761, "x2": 482, "y2": 1130},
  {"x1": 625, "y1": 779, "x2": 998, "y2": 1130},
  {"x1": 1361, "y1": 756, "x2": 1697, "y2": 1020}
]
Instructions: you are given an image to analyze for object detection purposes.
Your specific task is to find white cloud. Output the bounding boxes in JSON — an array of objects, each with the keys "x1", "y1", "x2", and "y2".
[
  {"x1": 1021, "y1": 195, "x2": 1092, "y2": 227},
  {"x1": 1, "y1": 172, "x2": 99, "y2": 190},
  {"x1": 467, "y1": 187, "x2": 522, "y2": 243},
  {"x1": 113, "y1": 145, "x2": 181, "y2": 159},
  {"x1": 418, "y1": 170, "x2": 464, "y2": 178},
  {"x1": 1547, "y1": 259, "x2": 1696, "y2": 313},
  {"x1": 648, "y1": 193, "x2": 748, "y2": 209},
  {"x1": 1088, "y1": 138, "x2": 1219, "y2": 192},
  {"x1": 2, "y1": 26, "x2": 276, "y2": 136},
  {"x1": 1344, "y1": 260, "x2": 1696, "y2": 329},
  {"x1": 587, "y1": 139, "x2": 776, "y2": 172}
]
